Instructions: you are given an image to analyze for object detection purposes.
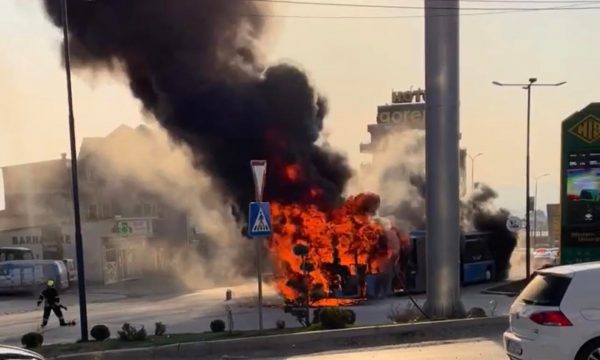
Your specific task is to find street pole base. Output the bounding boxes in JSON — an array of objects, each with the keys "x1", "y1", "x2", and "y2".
[{"x1": 423, "y1": 300, "x2": 466, "y2": 320}]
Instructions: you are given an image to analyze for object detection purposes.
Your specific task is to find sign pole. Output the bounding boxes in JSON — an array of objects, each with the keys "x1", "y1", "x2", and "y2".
[
  {"x1": 256, "y1": 234, "x2": 264, "y2": 331},
  {"x1": 250, "y1": 160, "x2": 267, "y2": 332}
]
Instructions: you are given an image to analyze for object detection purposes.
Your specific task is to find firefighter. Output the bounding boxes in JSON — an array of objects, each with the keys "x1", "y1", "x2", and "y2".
[{"x1": 37, "y1": 280, "x2": 67, "y2": 327}]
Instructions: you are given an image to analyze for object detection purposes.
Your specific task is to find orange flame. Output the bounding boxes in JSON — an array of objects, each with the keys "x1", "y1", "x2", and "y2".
[
  {"x1": 285, "y1": 164, "x2": 301, "y2": 182},
  {"x1": 268, "y1": 193, "x2": 389, "y2": 306}
]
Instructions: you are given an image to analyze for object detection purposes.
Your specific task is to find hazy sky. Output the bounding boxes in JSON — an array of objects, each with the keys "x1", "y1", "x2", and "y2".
[{"x1": 2, "y1": 0, "x2": 600, "y2": 215}]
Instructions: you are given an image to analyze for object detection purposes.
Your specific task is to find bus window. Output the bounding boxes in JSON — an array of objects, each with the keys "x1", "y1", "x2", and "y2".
[
  {"x1": 463, "y1": 239, "x2": 493, "y2": 263},
  {"x1": 0, "y1": 248, "x2": 34, "y2": 261}
]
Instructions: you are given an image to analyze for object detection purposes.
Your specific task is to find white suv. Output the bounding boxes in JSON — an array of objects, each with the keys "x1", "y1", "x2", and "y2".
[{"x1": 504, "y1": 262, "x2": 600, "y2": 360}]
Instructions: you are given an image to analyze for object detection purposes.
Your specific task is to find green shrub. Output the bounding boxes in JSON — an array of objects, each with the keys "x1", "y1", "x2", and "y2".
[
  {"x1": 210, "y1": 319, "x2": 226, "y2": 333},
  {"x1": 275, "y1": 320, "x2": 286, "y2": 330},
  {"x1": 90, "y1": 325, "x2": 111, "y2": 341},
  {"x1": 155, "y1": 322, "x2": 167, "y2": 336},
  {"x1": 319, "y1": 307, "x2": 351, "y2": 330},
  {"x1": 312, "y1": 308, "x2": 322, "y2": 324},
  {"x1": 345, "y1": 309, "x2": 357, "y2": 325},
  {"x1": 466, "y1": 307, "x2": 487, "y2": 319},
  {"x1": 118, "y1": 323, "x2": 147, "y2": 341},
  {"x1": 134, "y1": 327, "x2": 147, "y2": 341},
  {"x1": 21, "y1": 332, "x2": 43, "y2": 348},
  {"x1": 387, "y1": 303, "x2": 421, "y2": 323}
]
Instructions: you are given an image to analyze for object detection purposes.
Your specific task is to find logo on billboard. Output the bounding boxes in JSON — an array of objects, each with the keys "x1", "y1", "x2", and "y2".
[
  {"x1": 391, "y1": 89, "x2": 425, "y2": 104},
  {"x1": 568, "y1": 115, "x2": 600, "y2": 144}
]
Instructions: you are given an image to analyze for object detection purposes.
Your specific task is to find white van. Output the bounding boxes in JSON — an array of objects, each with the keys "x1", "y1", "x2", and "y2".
[
  {"x1": 62, "y1": 259, "x2": 78, "y2": 285},
  {"x1": 0, "y1": 260, "x2": 69, "y2": 293}
]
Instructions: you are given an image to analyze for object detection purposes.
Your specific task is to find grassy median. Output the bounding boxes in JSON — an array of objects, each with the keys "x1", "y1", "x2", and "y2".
[{"x1": 37, "y1": 327, "x2": 314, "y2": 358}]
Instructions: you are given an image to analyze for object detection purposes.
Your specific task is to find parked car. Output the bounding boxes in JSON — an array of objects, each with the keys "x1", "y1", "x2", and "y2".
[
  {"x1": 504, "y1": 261, "x2": 600, "y2": 360},
  {"x1": 533, "y1": 248, "x2": 552, "y2": 259},
  {"x1": 0, "y1": 344, "x2": 44, "y2": 359},
  {"x1": 62, "y1": 259, "x2": 78, "y2": 285}
]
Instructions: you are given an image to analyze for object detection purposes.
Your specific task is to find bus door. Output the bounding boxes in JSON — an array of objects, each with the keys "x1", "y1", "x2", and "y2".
[{"x1": 461, "y1": 237, "x2": 495, "y2": 284}]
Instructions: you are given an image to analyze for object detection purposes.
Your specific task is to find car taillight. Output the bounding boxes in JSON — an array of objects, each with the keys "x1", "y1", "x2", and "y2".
[{"x1": 529, "y1": 311, "x2": 572, "y2": 326}]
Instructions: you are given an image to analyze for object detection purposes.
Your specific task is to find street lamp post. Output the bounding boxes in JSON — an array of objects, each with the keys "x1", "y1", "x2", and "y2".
[
  {"x1": 467, "y1": 152, "x2": 483, "y2": 192},
  {"x1": 534, "y1": 173, "x2": 550, "y2": 242},
  {"x1": 492, "y1": 78, "x2": 565, "y2": 279},
  {"x1": 61, "y1": 0, "x2": 89, "y2": 342}
]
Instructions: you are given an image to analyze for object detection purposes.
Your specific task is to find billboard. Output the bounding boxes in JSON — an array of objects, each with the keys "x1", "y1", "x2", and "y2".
[
  {"x1": 377, "y1": 103, "x2": 425, "y2": 129},
  {"x1": 561, "y1": 103, "x2": 600, "y2": 264}
]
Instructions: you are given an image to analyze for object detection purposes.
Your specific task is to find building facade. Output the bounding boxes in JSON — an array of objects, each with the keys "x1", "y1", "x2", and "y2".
[
  {"x1": 0, "y1": 125, "x2": 190, "y2": 284},
  {"x1": 360, "y1": 89, "x2": 467, "y2": 197}
]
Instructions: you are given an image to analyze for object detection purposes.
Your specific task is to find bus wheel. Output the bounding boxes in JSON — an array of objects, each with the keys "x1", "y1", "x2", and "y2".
[{"x1": 485, "y1": 269, "x2": 492, "y2": 281}]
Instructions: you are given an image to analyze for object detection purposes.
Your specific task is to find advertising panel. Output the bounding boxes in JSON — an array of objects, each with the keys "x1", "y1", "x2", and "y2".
[{"x1": 561, "y1": 104, "x2": 600, "y2": 264}]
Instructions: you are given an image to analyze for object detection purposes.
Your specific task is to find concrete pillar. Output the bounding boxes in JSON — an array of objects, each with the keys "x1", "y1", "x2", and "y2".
[{"x1": 423, "y1": 0, "x2": 465, "y2": 319}]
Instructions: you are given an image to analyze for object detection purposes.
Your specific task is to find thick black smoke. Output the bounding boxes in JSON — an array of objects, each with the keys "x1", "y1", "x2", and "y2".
[
  {"x1": 462, "y1": 184, "x2": 517, "y2": 281},
  {"x1": 43, "y1": 0, "x2": 351, "y2": 211}
]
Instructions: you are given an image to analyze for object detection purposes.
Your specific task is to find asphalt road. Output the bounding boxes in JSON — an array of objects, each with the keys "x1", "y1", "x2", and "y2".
[
  {"x1": 271, "y1": 339, "x2": 508, "y2": 360},
  {"x1": 0, "y1": 278, "x2": 515, "y2": 346}
]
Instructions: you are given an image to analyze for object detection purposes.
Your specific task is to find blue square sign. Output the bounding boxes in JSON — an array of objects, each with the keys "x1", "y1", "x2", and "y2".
[{"x1": 248, "y1": 202, "x2": 272, "y2": 238}]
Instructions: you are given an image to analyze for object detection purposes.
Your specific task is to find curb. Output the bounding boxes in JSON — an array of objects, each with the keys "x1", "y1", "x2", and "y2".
[{"x1": 50, "y1": 316, "x2": 508, "y2": 359}]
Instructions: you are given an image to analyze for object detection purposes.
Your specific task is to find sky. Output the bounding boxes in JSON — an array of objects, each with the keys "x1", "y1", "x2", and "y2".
[{"x1": 2, "y1": 0, "x2": 600, "y2": 215}]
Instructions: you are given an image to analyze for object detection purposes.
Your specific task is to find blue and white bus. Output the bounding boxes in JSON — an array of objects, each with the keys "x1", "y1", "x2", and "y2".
[
  {"x1": 406, "y1": 230, "x2": 496, "y2": 293},
  {"x1": 461, "y1": 232, "x2": 495, "y2": 284}
]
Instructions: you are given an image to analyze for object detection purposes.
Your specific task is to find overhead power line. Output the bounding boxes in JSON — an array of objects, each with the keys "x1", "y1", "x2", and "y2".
[
  {"x1": 239, "y1": 0, "x2": 600, "y2": 18},
  {"x1": 384, "y1": 0, "x2": 600, "y2": 3},
  {"x1": 247, "y1": 0, "x2": 600, "y2": 11}
]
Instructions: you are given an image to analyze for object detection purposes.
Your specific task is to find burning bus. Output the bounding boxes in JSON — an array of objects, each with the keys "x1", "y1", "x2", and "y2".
[{"x1": 268, "y1": 191, "x2": 504, "y2": 308}]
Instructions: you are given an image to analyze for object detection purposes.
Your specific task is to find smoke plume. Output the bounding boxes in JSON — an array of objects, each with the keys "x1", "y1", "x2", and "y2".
[
  {"x1": 78, "y1": 124, "x2": 251, "y2": 287},
  {"x1": 43, "y1": 0, "x2": 351, "y2": 212},
  {"x1": 352, "y1": 130, "x2": 517, "y2": 280}
]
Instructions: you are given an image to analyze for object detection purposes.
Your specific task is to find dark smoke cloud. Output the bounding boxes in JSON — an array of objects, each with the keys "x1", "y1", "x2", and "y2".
[
  {"x1": 43, "y1": 0, "x2": 351, "y2": 211},
  {"x1": 462, "y1": 184, "x2": 517, "y2": 281},
  {"x1": 383, "y1": 176, "x2": 516, "y2": 280}
]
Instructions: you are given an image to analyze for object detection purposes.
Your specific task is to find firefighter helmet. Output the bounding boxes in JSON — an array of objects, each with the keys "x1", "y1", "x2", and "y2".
[{"x1": 47, "y1": 280, "x2": 55, "y2": 287}]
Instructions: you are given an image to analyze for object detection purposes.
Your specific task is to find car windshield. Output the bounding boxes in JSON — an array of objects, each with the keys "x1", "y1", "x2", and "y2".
[{"x1": 517, "y1": 273, "x2": 571, "y2": 306}]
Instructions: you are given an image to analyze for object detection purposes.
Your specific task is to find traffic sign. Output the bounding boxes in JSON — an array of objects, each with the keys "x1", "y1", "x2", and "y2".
[
  {"x1": 506, "y1": 216, "x2": 522, "y2": 233},
  {"x1": 251, "y1": 160, "x2": 267, "y2": 202},
  {"x1": 248, "y1": 202, "x2": 272, "y2": 237}
]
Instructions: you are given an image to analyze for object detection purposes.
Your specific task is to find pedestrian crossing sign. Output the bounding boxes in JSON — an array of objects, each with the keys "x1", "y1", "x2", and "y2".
[{"x1": 248, "y1": 202, "x2": 272, "y2": 237}]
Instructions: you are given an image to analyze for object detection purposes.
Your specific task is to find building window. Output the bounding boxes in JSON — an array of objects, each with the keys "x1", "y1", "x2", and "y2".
[
  {"x1": 101, "y1": 204, "x2": 112, "y2": 219},
  {"x1": 12, "y1": 237, "x2": 18, "y2": 245},
  {"x1": 89, "y1": 204, "x2": 98, "y2": 220},
  {"x1": 64, "y1": 235, "x2": 71, "y2": 244},
  {"x1": 33, "y1": 236, "x2": 39, "y2": 244},
  {"x1": 143, "y1": 203, "x2": 152, "y2": 217}
]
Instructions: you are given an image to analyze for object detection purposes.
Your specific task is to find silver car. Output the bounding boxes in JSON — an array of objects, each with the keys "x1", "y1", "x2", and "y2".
[{"x1": 0, "y1": 345, "x2": 44, "y2": 360}]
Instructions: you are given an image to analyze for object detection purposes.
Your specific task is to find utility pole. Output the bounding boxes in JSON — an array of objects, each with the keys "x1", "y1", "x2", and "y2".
[
  {"x1": 61, "y1": 0, "x2": 89, "y2": 342},
  {"x1": 423, "y1": 0, "x2": 465, "y2": 319},
  {"x1": 493, "y1": 79, "x2": 565, "y2": 279},
  {"x1": 467, "y1": 153, "x2": 483, "y2": 192}
]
